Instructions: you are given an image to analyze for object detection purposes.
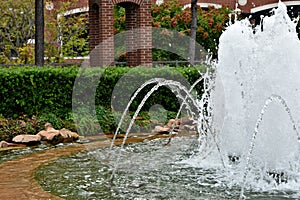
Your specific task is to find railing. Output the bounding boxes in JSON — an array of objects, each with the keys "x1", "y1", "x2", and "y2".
[
  {"x1": 115, "y1": 60, "x2": 205, "y2": 67},
  {"x1": 0, "y1": 60, "x2": 205, "y2": 67},
  {"x1": 0, "y1": 63, "x2": 80, "y2": 67}
]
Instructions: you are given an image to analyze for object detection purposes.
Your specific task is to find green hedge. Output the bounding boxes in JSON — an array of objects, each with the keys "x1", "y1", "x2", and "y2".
[
  {"x1": 0, "y1": 66, "x2": 78, "y2": 118},
  {"x1": 0, "y1": 66, "x2": 204, "y2": 120}
]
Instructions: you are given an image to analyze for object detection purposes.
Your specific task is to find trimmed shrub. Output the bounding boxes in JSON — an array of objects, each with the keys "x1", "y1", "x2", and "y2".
[
  {"x1": 0, "y1": 66, "x2": 78, "y2": 118},
  {"x1": 0, "y1": 66, "x2": 204, "y2": 137}
]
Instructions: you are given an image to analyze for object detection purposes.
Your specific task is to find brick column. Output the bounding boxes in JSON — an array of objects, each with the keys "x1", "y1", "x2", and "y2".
[
  {"x1": 126, "y1": 3, "x2": 140, "y2": 66},
  {"x1": 89, "y1": 0, "x2": 152, "y2": 67},
  {"x1": 138, "y1": 1, "x2": 152, "y2": 67},
  {"x1": 89, "y1": 0, "x2": 114, "y2": 67},
  {"x1": 125, "y1": 1, "x2": 152, "y2": 66}
]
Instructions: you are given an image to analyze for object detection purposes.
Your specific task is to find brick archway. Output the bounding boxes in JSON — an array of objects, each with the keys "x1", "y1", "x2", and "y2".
[{"x1": 89, "y1": 0, "x2": 152, "y2": 66}]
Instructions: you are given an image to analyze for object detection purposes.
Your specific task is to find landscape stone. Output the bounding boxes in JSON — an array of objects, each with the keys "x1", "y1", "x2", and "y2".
[
  {"x1": 12, "y1": 134, "x2": 41, "y2": 145},
  {"x1": 153, "y1": 126, "x2": 170, "y2": 134},
  {"x1": 0, "y1": 141, "x2": 8, "y2": 148},
  {"x1": 37, "y1": 123, "x2": 79, "y2": 144},
  {"x1": 59, "y1": 128, "x2": 79, "y2": 143}
]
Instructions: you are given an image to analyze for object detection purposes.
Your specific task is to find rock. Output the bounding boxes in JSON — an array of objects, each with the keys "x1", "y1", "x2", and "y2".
[
  {"x1": 153, "y1": 126, "x2": 170, "y2": 134},
  {"x1": 36, "y1": 130, "x2": 48, "y2": 140},
  {"x1": 152, "y1": 116, "x2": 198, "y2": 135},
  {"x1": 167, "y1": 119, "x2": 175, "y2": 127},
  {"x1": 6, "y1": 122, "x2": 79, "y2": 147},
  {"x1": 37, "y1": 123, "x2": 63, "y2": 145},
  {"x1": 12, "y1": 134, "x2": 41, "y2": 145},
  {"x1": 166, "y1": 119, "x2": 180, "y2": 128},
  {"x1": 37, "y1": 130, "x2": 60, "y2": 141},
  {"x1": 37, "y1": 130, "x2": 63, "y2": 145},
  {"x1": 48, "y1": 133, "x2": 65, "y2": 145},
  {"x1": 0, "y1": 141, "x2": 26, "y2": 148},
  {"x1": 183, "y1": 125, "x2": 196, "y2": 131},
  {"x1": 37, "y1": 123, "x2": 60, "y2": 141},
  {"x1": 0, "y1": 141, "x2": 8, "y2": 148},
  {"x1": 37, "y1": 123, "x2": 79, "y2": 144},
  {"x1": 179, "y1": 116, "x2": 194, "y2": 126},
  {"x1": 44, "y1": 123, "x2": 54, "y2": 131},
  {"x1": 59, "y1": 128, "x2": 79, "y2": 143}
]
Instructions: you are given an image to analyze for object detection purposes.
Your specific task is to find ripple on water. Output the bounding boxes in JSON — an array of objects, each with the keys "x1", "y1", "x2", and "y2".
[{"x1": 35, "y1": 136, "x2": 300, "y2": 199}]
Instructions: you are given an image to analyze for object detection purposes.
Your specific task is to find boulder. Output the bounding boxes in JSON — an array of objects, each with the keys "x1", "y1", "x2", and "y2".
[
  {"x1": 9, "y1": 123, "x2": 79, "y2": 146},
  {"x1": 183, "y1": 125, "x2": 196, "y2": 131},
  {"x1": 12, "y1": 134, "x2": 41, "y2": 145},
  {"x1": 37, "y1": 123, "x2": 63, "y2": 144},
  {"x1": 167, "y1": 119, "x2": 175, "y2": 127},
  {"x1": 153, "y1": 126, "x2": 170, "y2": 134},
  {"x1": 44, "y1": 122, "x2": 55, "y2": 131},
  {"x1": 179, "y1": 116, "x2": 194, "y2": 126},
  {"x1": 0, "y1": 141, "x2": 26, "y2": 148},
  {"x1": 166, "y1": 119, "x2": 180, "y2": 129},
  {"x1": 37, "y1": 123, "x2": 79, "y2": 144},
  {"x1": 37, "y1": 130, "x2": 63, "y2": 144},
  {"x1": 47, "y1": 133, "x2": 65, "y2": 145},
  {"x1": 59, "y1": 128, "x2": 79, "y2": 143},
  {"x1": 37, "y1": 130, "x2": 50, "y2": 141},
  {"x1": 0, "y1": 141, "x2": 8, "y2": 148},
  {"x1": 152, "y1": 116, "x2": 197, "y2": 135}
]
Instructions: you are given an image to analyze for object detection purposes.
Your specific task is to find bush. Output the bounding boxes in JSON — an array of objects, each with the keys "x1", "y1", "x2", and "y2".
[
  {"x1": 0, "y1": 66, "x2": 78, "y2": 118},
  {"x1": 0, "y1": 65, "x2": 204, "y2": 137}
]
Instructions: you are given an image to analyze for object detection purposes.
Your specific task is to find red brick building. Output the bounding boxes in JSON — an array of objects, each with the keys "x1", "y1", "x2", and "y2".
[
  {"x1": 179, "y1": 0, "x2": 300, "y2": 13},
  {"x1": 49, "y1": 0, "x2": 300, "y2": 14},
  {"x1": 48, "y1": 0, "x2": 300, "y2": 66}
]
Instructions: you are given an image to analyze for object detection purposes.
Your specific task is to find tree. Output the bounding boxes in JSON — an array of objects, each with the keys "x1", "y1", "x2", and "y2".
[
  {"x1": 189, "y1": 0, "x2": 197, "y2": 65},
  {"x1": 150, "y1": 1, "x2": 231, "y2": 61},
  {"x1": 61, "y1": 12, "x2": 89, "y2": 58},
  {"x1": 0, "y1": 0, "x2": 88, "y2": 64},
  {"x1": 0, "y1": 0, "x2": 35, "y2": 63},
  {"x1": 45, "y1": 1, "x2": 89, "y2": 61},
  {"x1": 35, "y1": 0, "x2": 44, "y2": 66}
]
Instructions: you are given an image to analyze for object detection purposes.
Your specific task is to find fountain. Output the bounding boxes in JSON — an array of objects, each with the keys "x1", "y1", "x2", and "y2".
[
  {"x1": 190, "y1": 1, "x2": 300, "y2": 198},
  {"x1": 33, "y1": 2, "x2": 300, "y2": 199}
]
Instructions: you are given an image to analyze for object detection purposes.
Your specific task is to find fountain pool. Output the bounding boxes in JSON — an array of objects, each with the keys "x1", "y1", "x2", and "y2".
[
  {"x1": 35, "y1": 136, "x2": 300, "y2": 199},
  {"x1": 35, "y1": 2, "x2": 300, "y2": 199}
]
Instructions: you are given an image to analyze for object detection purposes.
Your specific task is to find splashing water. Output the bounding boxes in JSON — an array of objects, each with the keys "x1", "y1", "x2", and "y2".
[
  {"x1": 187, "y1": 1, "x2": 300, "y2": 198},
  {"x1": 109, "y1": 78, "x2": 202, "y2": 182}
]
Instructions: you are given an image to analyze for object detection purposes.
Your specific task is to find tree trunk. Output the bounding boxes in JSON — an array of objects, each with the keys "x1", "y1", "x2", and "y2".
[
  {"x1": 189, "y1": 0, "x2": 197, "y2": 66},
  {"x1": 35, "y1": 0, "x2": 44, "y2": 66}
]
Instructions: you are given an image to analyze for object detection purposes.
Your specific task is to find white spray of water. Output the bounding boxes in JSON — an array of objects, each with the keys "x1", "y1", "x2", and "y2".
[
  {"x1": 187, "y1": 1, "x2": 300, "y2": 195},
  {"x1": 214, "y1": 1, "x2": 300, "y2": 166}
]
